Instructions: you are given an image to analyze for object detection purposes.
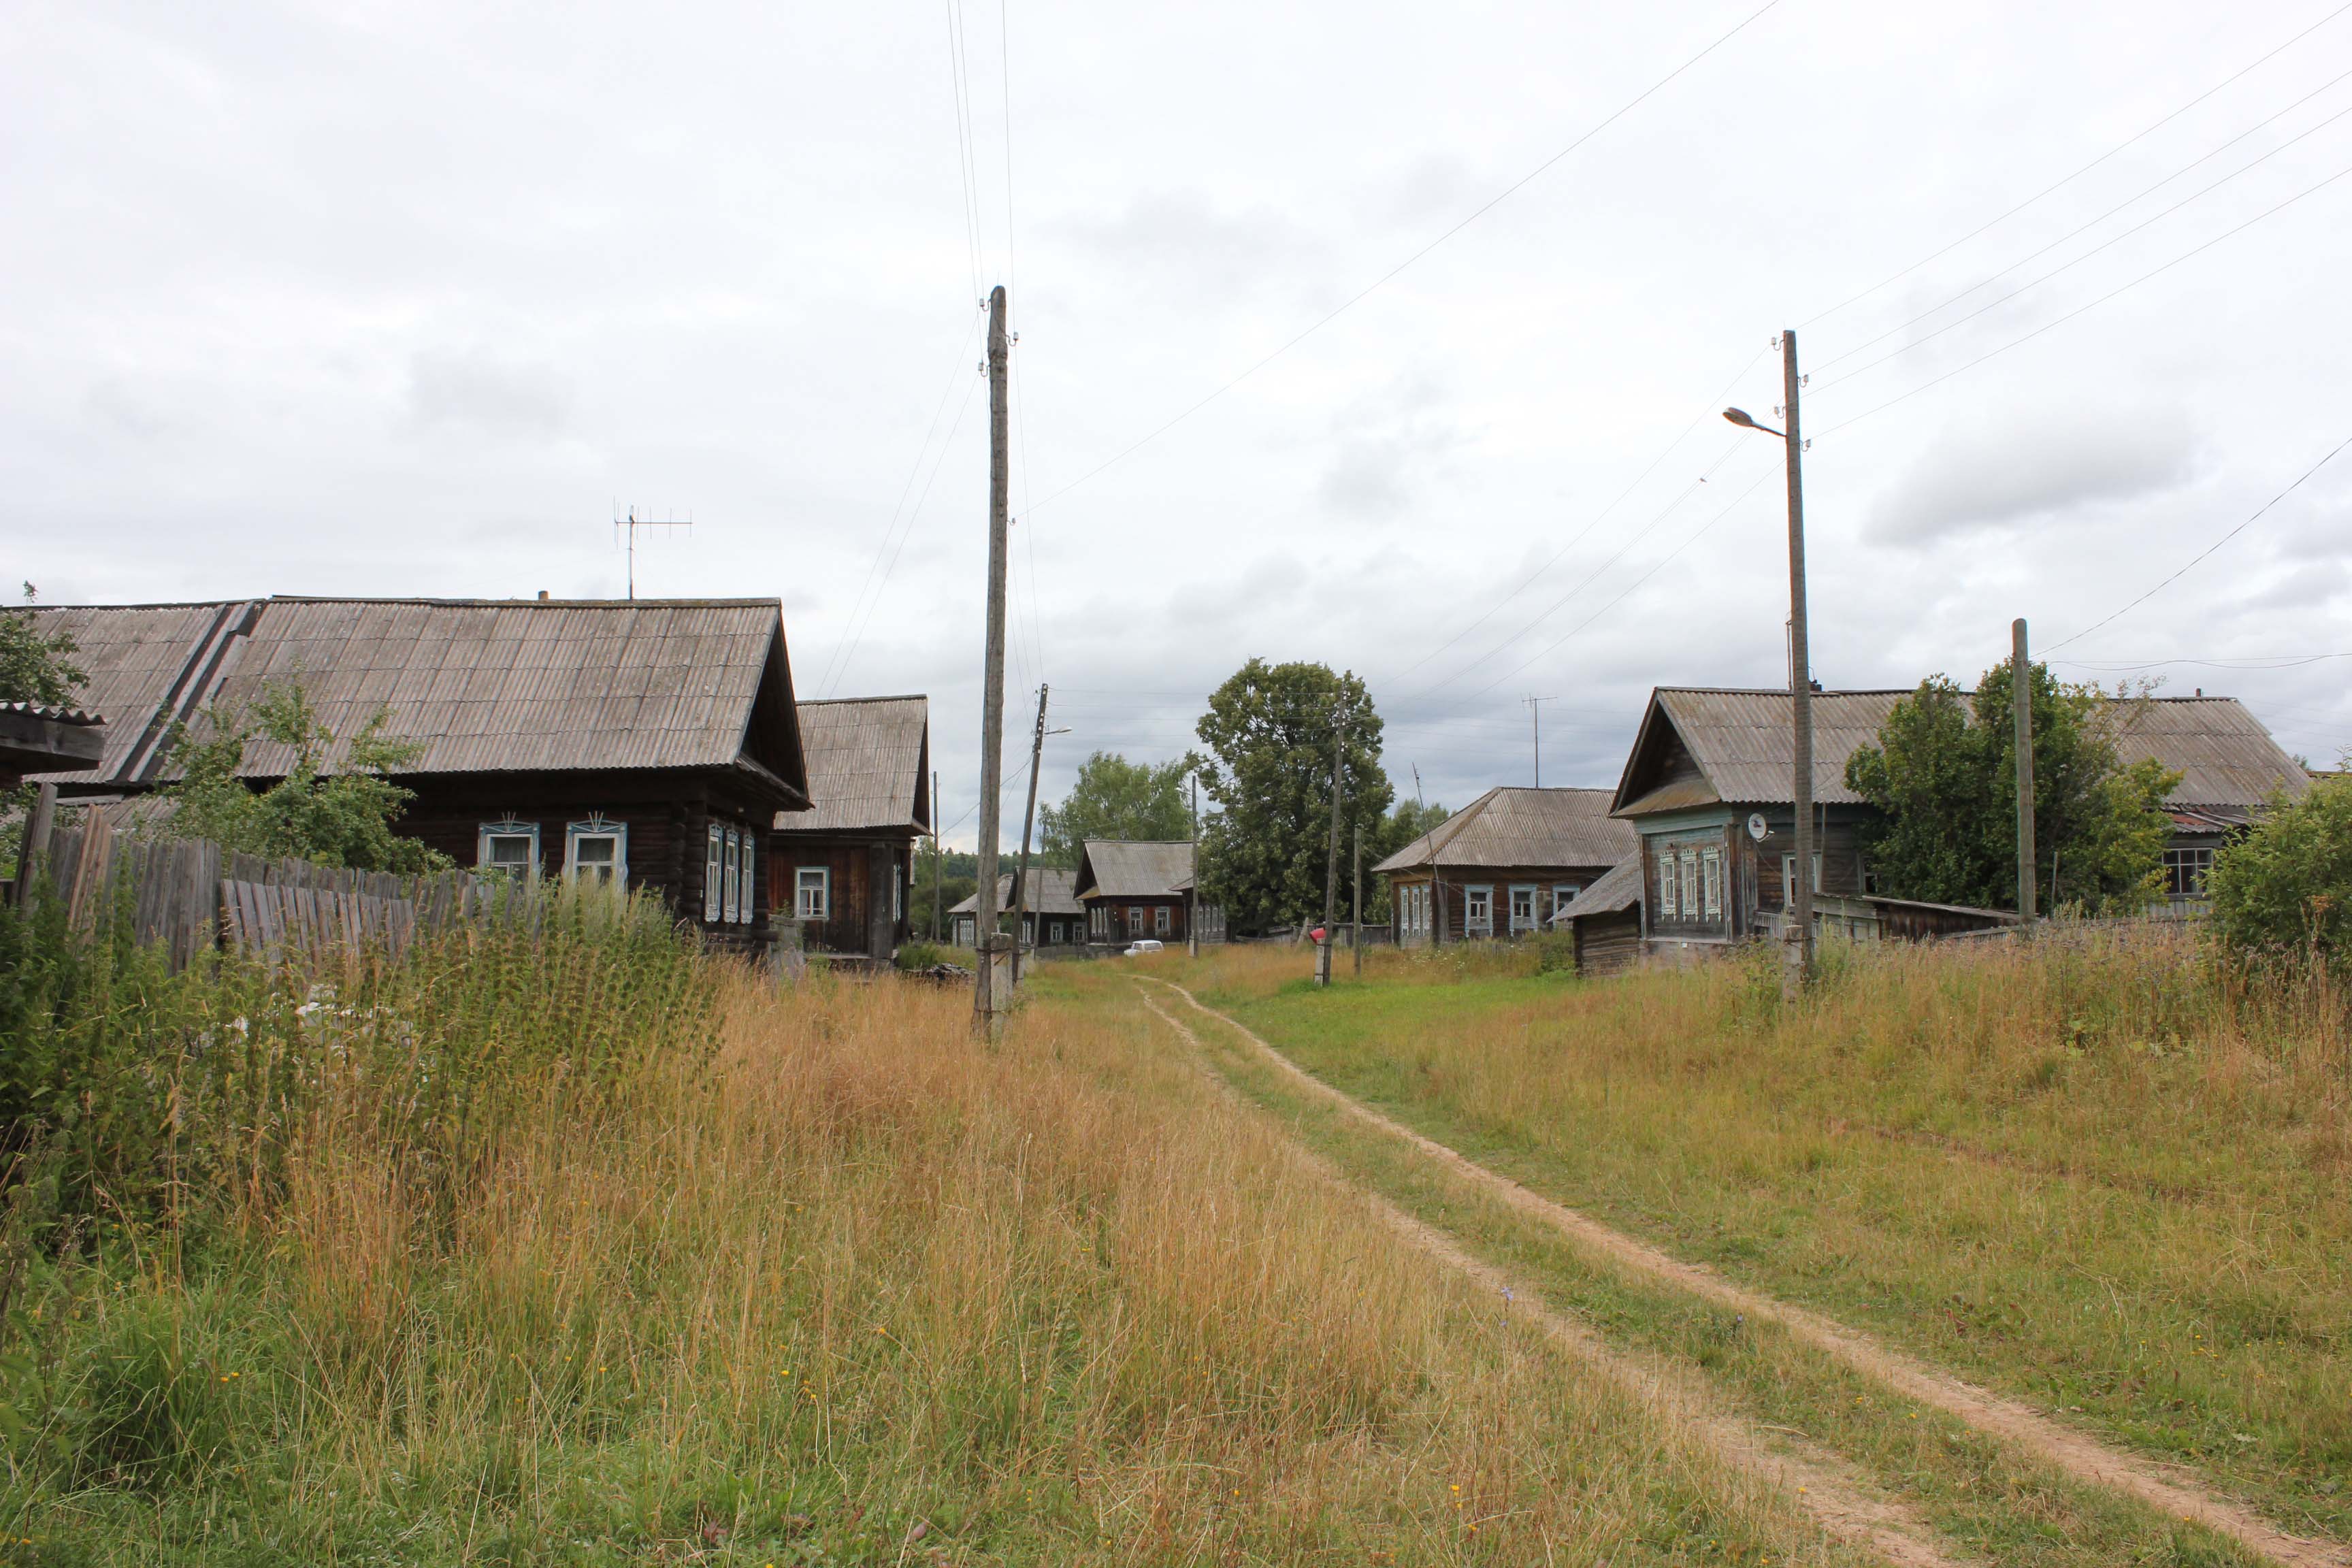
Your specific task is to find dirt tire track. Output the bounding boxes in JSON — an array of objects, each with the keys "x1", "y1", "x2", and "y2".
[
  {"x1": 1137, "y1": 989, "x2": 1972, "y2": 1568},
  {"x1": 1146, "y1": 977, "x2": 2351, "y2": 1568}
]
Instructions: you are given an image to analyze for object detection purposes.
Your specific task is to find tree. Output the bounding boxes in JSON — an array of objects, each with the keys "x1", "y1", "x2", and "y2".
[
  {"x1": 1844, "y1": 661, "x2": 2175, "y2": 913},
  {"x1": 163, "y1": 681, "x2": 451, "y2": 873},
  {"x1": 2206, "y1": 774, "x2": 2352, "y2": 970},
  {"x1": 1038, "y1": 751, "x2": 1192, "y2": 868},
  {"x1": 1191, "y1": 659, "x2": 1393, "y2": 934},
  {"x1": 0, "y1": 606, "x2": 84, "y2": 709},
  {"x1": 911, "y1": 843, "x2": 979, "y2": 941}
]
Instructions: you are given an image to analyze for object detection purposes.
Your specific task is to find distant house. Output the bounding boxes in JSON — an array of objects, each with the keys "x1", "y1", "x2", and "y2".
[
  {"x1": 948, "y1": 866, "x2": 1083, "y2": 951},
  {"x1": 1608, "y1": 685, "x2": 2306, "y2": 964},
  {"x1": 769, "y1": 696, "x2": 931, "y2": 961},
  {"x1": 22, "y1": 597, "x2": 810, "y2": 947},
  {"x1": 1074, "y1": 840, "x2": 1207, "y2": 945},
  {"x1": 1373, "y1": 786, "x2": 1635, "y2": 945}
]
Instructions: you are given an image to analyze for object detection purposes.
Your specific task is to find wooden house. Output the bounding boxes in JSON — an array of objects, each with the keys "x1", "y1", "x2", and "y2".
[
  {"x1": 1609, "y1": 685, "x2": 2305, "y2": 964},
  {"x1": 1550, "y1": 858, "x2": 1644, "y2": 976},
  {"x1": 1073, "y1": 840, "x2": 1203, "y2": 945},
  {"x1": 23, "y1": 597, "x2": 810, "y2": 948},
  {"x1": 1373, "y1": 786, "x2": 1635, "y2": 946},
  {"x1": 768, "y1": 696, "x2": 932, "y2": 961},
  {"x1": 949, "y1": 866, "x2": 1084, "y2": 951},
  {"x1": 1, "y1": 702, "x2": 105, "y2": 788}
]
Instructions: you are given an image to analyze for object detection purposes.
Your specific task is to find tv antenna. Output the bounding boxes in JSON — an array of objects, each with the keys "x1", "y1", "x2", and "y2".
[
  {"x1": 613, "y1": 504, "x2": 691, "y2": 600},
  {"x1": 1523, "y1": 695, "x2": 1560, "y2": 787}
]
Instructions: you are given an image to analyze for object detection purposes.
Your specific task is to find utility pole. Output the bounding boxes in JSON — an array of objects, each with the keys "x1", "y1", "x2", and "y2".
[
  {"x1": 931, "y1": 768, "x2": 943, "y2": 943},
  {"x1": 1187, "y1": 773, "x2": 1200, "y2": 960},
  {"x1": 974, "y1": 285, "x2": 1011, "y2": 1032},
  {"x1": 2013, "y1": 619, "x2": 2036, "y2": 927},
  {"x1": 1352, "y1": 819, "x2": 1363, "y2": 977},
  {"x1": 1784, "y1": 329, "x2": 1816, "y2": 996},
  {"x1": 1524, "y1": 696, "x2": 1558, "y2": 787},
  {"x1": 1318, "y1": 708, "x2": 1345, "y2": 987},
  {"x1": 1011, "y1": 684, "x2": 1049, "y2": 985}
]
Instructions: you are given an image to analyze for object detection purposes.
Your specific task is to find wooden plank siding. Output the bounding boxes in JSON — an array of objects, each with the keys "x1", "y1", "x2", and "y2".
[
  {"x1": 1637, "y1": 810, "x2": 1872, "y2": 947},
  {"x1": 769, "y1": 832, "x2": 915, "y2": 958},
  {"x1": 1085, "y1": 896, "x2": 1190, "y2": 945},
  {"x1": 1386, "y1": 866, "x2": 1600, "y2": 945}
]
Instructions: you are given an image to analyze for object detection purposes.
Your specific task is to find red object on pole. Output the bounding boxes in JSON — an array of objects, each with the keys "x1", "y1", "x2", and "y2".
[{"x1": 1311, "y1": 926, "x2": 1327, "y2": 944}]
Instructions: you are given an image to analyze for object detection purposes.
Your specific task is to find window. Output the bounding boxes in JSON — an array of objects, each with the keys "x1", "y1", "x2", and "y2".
[
  {"x1": 1701, "y1": 848, "x2": 1722, "y2": 919},
  {"x1": 1552, "y1": 885, "x2": 1578, "y2": 921},
  {"x1": 1154, "y1": 905, "x2": 1171, "y2": 936},
  {"x1": 955, "y1": 915, "x2": 973, "y2": 947},
  {"x1": 740, "y1": 834, "x2": 757, "y2": 925},
  {"x1": 477, "y1": 820, "x2": 540, "y2": 881},
  {"x1": 565, "y1": 819, "x2": 627, "y2": 889},
  {"x1": 2164, "y1": 846, "x2": 2215, "y2": 899},
  {"x1": 1780, "y1": 853, "x2": 1823, "y2": 905},
  {"x1": 1509, "y1": 884, "x2": 1537, "y2": 932},
  {"x1": 1465, "y1": 885, "x2": 1492, "y2": 934},
  {"x1": 796, "y1": 866, "x2": 829, "y2": 921},
  {"x1": 1657, "y1": 851, "x2": 1678, "y2": 917},
  {"x1": 1678, "y1": 851, "x2": 1699, "y2": 922},
  {"x1": 1128, "y1": 906, "x2": 1145, "y2": 936},
  {"x1": 704, "y1": 824, "x2": 725, "y2": 921}
]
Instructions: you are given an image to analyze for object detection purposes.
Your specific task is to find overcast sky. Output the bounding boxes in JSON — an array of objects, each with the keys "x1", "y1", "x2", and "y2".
[{"x1": 6, "y1": 1, "x2": 2350, "y2": 846}]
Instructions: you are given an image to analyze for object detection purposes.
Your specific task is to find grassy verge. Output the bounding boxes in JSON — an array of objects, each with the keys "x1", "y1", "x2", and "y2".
[
  {"x1": 0, "y1": 909, "x2": 1870, "y2": 1565},
  {"x1": 1156, "y1": 934, "x2": 2352, "y2": 1546}
]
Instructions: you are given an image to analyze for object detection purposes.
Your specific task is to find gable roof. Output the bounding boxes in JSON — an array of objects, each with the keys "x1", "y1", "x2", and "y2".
[
  {"x1": 1372, "y1": 786, "x2": 1635, "y2": 875},
  {"x1": 1610, "y1": 686, "x2": 2303, "y2": 819},
  {"x1": 1073, "y1": 839, "x2": 1195, "y2": 900},
  {"x1": 947, "y1": 866, "x2": 1083, "y2": 917},
  {"x1": 24, "y1": 598, "x2": 808, "y2": 802},
  {"x1": 775, "y1": 695, "x2": 930, "y2": 834},
  {"x1": 1549, "y1": 855, "x2": 1644, "y2": 923}
]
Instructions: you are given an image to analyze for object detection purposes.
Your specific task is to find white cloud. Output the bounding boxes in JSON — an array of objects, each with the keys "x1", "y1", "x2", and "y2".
[{"x1": 1866, "y1": 402, "x2": 2200, "y2": 543}]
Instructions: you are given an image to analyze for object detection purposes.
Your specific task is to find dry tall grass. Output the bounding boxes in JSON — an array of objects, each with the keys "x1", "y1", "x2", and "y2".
[
  {"x1": 1, "y1": 936, "x2": 1857, "y2": 1565},
  {"x1": 1183, "y1": 929, "x2": 2352, "y2": 1536}
]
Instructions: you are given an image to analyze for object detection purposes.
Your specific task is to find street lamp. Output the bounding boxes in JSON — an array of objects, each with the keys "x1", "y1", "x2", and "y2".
[{"x1": 1723, "y1": 331, "x2": 1814, "y2": 994}]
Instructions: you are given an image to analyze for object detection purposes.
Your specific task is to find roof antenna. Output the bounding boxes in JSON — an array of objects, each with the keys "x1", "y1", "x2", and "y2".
[{"x1": 612, "y1": 504, "x2": 692, "y2": 600}]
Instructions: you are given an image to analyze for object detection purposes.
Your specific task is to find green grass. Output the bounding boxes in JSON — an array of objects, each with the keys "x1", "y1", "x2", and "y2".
[{"x1": 1169, "y1": 935, "x2": 2352, "y2": 1548}]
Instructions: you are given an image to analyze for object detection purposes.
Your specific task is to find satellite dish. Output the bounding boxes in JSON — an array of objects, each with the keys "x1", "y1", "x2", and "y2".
[{"x1": 1747, "y1": 813, "x2": 1769, "y2": 843}]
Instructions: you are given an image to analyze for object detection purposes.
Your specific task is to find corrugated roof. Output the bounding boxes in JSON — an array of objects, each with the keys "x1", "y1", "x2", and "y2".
[
  {"x1": 774, "y1": 696, "x2": 929, "y2": 833},
  {"x1": 1075, "y1": 840, "x2": 1195, "y2": 899},
  {"x1": 1551, "y1": 856, "x2": 1643, "y2": 922},
  {"x1": 947, "y1": 866, "x2": 1083, "y2": 916},
  {"x1": 1373, "y1": 786, "x2": 1635, "y2": 875},
  {"x1": 0, "y1": 701, "x2": 104, "y2": 724},
  {"x1": 22, "y1": 598, "x2": 805, "y2": 792},
  {"x1": 1614, "y1": 687, "x2": 2302, "y2": 816}
]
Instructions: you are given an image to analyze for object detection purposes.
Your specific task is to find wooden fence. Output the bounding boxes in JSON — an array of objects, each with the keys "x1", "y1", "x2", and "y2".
[{"x1": 18, "y1": 798, "x2": 529, "y2": 971}]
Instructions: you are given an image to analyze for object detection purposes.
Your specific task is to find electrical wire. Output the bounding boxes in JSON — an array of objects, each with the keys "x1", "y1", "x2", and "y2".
[
  {"x1": 1798, "y1": 0, "x2": 2352, "y2": 329},
  {"x1": 1814, "y1": 97, "x2": 2352, "y2": 389},
  {"x1": 944, "y1": 0, "x2": 987, "y2": 300},
  {"x1": 2042, "y1": 431, "x2": 2352, "y2": 654},
  {"x1": 1021, "y1": 0, "x2": 1782, "y2": 518},
  {"x1": 1814, "y1": 154, "x2": 2352, "y2": 438}
]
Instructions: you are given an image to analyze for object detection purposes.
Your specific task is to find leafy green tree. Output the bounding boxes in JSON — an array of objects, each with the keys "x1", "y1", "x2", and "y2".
[
  {"x1": 1845, "y1": 661, "x2": 2175, "y2": 913},
  {"x1": 1038, "y1": 751, "x2": 1192, "y2": 868},
  {"x1": 0, "y1": 587, "x2": 84, "y2": 708},
  {"x1": 1191, "y1": 659, "x2": 1392, "y2": 934},
  {"x1": 163, "y1": 681, "x2": 450, "y2": 873},
  {"x1": 2206, "y1": 774, "x2": 2352, "y2": 970},
  {"x1": 911, "y1": 843, "x2": 979, "y2": 940}
]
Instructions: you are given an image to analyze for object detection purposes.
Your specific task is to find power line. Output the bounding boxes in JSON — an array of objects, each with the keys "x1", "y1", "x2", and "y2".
[
  {"x1": 1799, "y1": 0, "x2": 2352, "y2": 329},
  {"x1": 1814, "y1": 154, "x2": 2352, "y2": 438},
  {"x1": 943, "y1": 0, "x2": 987, "y2": 299},
  {"x1": 2044, "y1": 431, "x2": 2352, "y2": 654},
  {"x1": 1022, "y1": 0, "x2": 1782, "y2": 518},
  {"x1": 1814, "y1": 96, "x2": 2352, "y2": 389}
]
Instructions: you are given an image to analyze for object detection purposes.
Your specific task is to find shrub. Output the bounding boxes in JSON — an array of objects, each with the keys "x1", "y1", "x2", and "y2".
[{"x1": 2207, "y1": 774, "x2": 2352, "y2": 970}]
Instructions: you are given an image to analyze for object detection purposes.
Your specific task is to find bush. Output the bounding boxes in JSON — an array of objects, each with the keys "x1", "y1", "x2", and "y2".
[{"x1": 2207, "y1": 774, "x2": 2352, "y2": 970}]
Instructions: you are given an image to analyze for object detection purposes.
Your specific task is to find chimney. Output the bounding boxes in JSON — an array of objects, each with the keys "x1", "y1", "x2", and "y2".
[{"x1": 537, "y1": 590, "x2": 549, "y2": 601}]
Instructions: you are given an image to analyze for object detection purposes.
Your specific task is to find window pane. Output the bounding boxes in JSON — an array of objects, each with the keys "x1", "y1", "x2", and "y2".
[{"x1": 576, "y1": 838, "x2": 615, "y2": 864}]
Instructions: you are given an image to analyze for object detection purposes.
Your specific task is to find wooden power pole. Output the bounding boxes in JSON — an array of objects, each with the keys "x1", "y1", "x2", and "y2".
[
  {"x1": 2014, "y1": 619, "x2": 2036, "y2": 926},
  {"x1": 1187, "y1": 773, "x2": 1200, "y2": 960},
  {"x1": 1782, "y1": 329, "x2": 1816, "y2": 996},
  {"x1": 1318, "y1": 711, "x2": 1345, "y2": 987},
  {"x1": 974, "y1": 285, "x2": 1011, "y2": 1031},
  {"x1": 1010, "y1": 683, "x2": 1049, "y2": 985},
  {"x1": 1352, "y1": 819, "x2": 1363, "y2": 977},
  {"x1": 931, "y1": 768, "x2": 943, "y2": 942}
]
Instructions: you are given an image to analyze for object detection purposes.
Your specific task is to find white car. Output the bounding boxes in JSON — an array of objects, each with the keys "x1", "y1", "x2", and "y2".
[{"x1": 1123, "y1": 939, "x2": 1165, "y2": 956}]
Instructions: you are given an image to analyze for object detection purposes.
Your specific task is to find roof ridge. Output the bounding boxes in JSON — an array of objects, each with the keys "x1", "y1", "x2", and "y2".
[{"x1": 797, "y1": 693, "x2": 928, "y2": 706}]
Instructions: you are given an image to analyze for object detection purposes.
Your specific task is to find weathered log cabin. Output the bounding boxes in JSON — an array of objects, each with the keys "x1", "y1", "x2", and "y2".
[
  {"x1": 949, "y1": 866, "x2": 1084, "y2": 951},
  {"x1": 1608, "y1": 685, "x2": 2307, "y2": 964},
  {"x1": 767, "y1": 695, "x2": 931, "y2": 962},
  {"x1": 1550, "y1": 857, "x2": 1644, "y2": 976},
  {"x1": 1073, "y1": 840, "x2": 1203, "y2": 946},
  {"x1": 1374, "y1": 785, "x2": 1635, "y2": 946},
  {"x1": 23, "y1": 597, "x2": 811, "y2": 949}
]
